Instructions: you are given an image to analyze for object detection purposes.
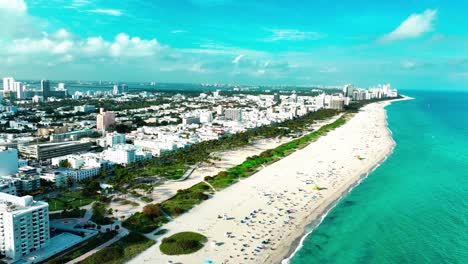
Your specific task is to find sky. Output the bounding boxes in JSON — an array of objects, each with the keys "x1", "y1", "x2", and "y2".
[{"x1": 0, "y1": 0, "x2": 467, "y2": 89}]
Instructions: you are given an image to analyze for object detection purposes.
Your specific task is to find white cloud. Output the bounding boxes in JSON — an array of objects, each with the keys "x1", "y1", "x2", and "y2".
[
  {"x1": 267, "y1": 29, "x2": 325, "y2": 41},
  {"x1": 380, "y1": 9, "x2": 437, "y2": 43},
  {"x1": 0, "y1": 0, "x2": 27, "y2": 13},
  {"x1": 53, "y1": 29, "x2": 72, "y2": 40},
  {"x1": 89, "y1": 9, "x2": 123, "y2": 16},
  {"x1": 2, "y1": 29, "x2": 160, "y2": 59},
  {"x1": 232, "y1": 54, "x2": 245, "y2": 64}
]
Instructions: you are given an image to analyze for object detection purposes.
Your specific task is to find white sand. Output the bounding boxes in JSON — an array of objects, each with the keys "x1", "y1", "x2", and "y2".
[
  {"x1": 110, "y1": 115, "x2": 341, "y2": 220},
  {"x1": 128, "y1": 99, "x2": 411, "y2": 264}
]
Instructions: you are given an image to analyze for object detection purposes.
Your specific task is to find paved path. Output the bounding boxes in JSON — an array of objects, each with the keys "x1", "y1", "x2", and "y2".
[{"x1": 65, "y1": 227, "x2": 129, "y2": 264}]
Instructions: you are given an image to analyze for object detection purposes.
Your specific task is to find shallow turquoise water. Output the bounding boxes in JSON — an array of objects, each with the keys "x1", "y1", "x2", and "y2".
[{"x1": 290, "y1": 91, "x2": 468, "y2": 264}]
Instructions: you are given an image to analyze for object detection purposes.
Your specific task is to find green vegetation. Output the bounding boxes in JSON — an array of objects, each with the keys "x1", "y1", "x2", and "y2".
[
  {"x1": 140, "y1": 196, "x2": 154, "y2": 203},
  {"x1": 49, "y1": 208, "x2": 86, "y2": 219},
  {"x1": 159, "y1": 115, "x2": 350, "y2": 217},
  {"x1": 159, "y1": 232, "x2": 207, "y2": 255},
  {"x1": 206, "y1": 114, "x2": 350, "y2": 190},
  {"x1": 109, "y1": 109, "x2": 339, "y2": 187},
  {"x1": 161, "y1": 183, "x2": 212, "y2": 217},
  {"x1": 58, "y1": 159, "x2": 71, "y2": 168},
  {"x1": 46, "y1": 232, "x2": 116, "y2": 264},
  {"x1": 154, "y1": 229, "x2": 168, "y2": 236},
  {"x1": 123, "y1": 204, "x2": 168, "y2": 233},
  {"x1": 80, "y1": 232, "x2": 154, "y2": 264},
  {"x1": 91, "y1": 202, "x2": 114, "y2": 225},
  {"x1": 45, "y1": 192, "x2": 99, "y2": 211}
]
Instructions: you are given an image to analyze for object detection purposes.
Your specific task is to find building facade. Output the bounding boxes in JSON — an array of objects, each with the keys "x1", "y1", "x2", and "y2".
[
  {"x1": 0, "y1": 193, "x2": 50, "y2": 260},
  {"x1": 0, "y1": 148, "x2": 19, "y2": 177},
  {"x1": 96, "y1": 108, "x2": 115, "y2": 131}
]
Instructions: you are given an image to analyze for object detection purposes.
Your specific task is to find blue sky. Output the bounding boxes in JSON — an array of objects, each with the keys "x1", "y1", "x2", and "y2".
[{"x1": 0, "y1": 0, "x2": 467, "y2": 89}]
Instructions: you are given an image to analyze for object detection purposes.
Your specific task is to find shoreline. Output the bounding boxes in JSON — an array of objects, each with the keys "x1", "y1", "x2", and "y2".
[
  {"x1": 280, "y1": 96, "x2": 413, "y2": 264},
  {"x1": 110, "y1": 115, "x2": 341, "y2": 220},
  {"x1": 129, "y1": 97, "x2": 413, "y2": 264}
]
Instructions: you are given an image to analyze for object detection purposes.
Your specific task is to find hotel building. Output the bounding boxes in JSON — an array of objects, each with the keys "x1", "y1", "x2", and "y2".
[{"x1": 0, "y1": 193, "x2": 50, "y2": 260}]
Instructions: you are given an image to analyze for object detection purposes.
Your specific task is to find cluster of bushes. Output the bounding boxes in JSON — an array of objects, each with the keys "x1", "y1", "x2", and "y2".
[
  {"x1": 129, "y1": 114, "x2": 350, "y2": 227},
  {"x1": 108, "y1": 108, "x2": 339, "y2": 187},
  {"x1": 160, "y1": 183, "x2": 212, "y2": 217},
  {"x1": 159, "y1": 232, "x2": 207, "y2": 255},
  {"x1": 80, "y1": 232, "x2": 154, "y2": 264},
  {"x1": 91, "y1": 202, "x2": 114, "y2": 225},
  {"x1": 49, "y1": 208, "x2": 86, "y2": 219},
  {"x1": 123, "y1": 204, "x2": 168, "y2": 233},
  {"x1": 46, "y1": 232, "x2": 116, "y2": 263}
]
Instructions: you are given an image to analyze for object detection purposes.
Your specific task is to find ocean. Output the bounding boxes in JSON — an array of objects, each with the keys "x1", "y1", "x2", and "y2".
[{"x1": 289, "y1": 90, "x2": 468, "y2": 264}]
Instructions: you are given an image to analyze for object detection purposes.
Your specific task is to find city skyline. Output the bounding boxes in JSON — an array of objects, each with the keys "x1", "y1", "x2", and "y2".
[{"x1": 0, "y1": 0, "x2": 467, "y2": 90}]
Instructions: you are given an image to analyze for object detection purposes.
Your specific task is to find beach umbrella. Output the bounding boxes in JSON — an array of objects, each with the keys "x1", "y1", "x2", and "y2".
[{"x1": 204, "y1": 260, "x2": 213, "y2": 264}]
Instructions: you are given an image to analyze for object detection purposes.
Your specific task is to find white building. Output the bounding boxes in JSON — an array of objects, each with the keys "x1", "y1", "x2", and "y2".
[
  {"x1": 0, "y1": 148, "x2": 19, "y2": 177},
  {"x1": 2, "y1": 77, "x2": 15, "y2": 92},
  {"x1": 74, "y1": 105, "x2": 96, "y2": 113},
  {"x1": 182, "y1": 116, "x2": 200, "y2": 125},
  {"x1": 0, "y1": 180, "x2": 17, "y2": 195},
  {"x1": 199, "y1": 111, "x2": 213, "y2": 123},
  {"x1": 101, "y1": 144, "x2": 151, "y2": 165},
  {"x1": 0, "y1": 193, "x2": 50, "y2": 260},
  {"x1": 343, "y1": 84, "x2": 355, "y2": 97},
  {"x1": 105, "y1": 132, "x2": 126, "y2": 147},
  {"x1": 40, "y1": 171, "x2": 69, "y2": 187},
  {"x1": 225, "y1": 108, "x2": 242, "y2": 121}
]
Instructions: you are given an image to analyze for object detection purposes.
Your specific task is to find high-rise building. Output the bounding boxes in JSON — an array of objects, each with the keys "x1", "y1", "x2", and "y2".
[
  {"x1": 112, "y1": 85, "x2": 119, "y2": 95},
  {"x1": 96, "y1": 108, "x2": 115, "y2": 131},
  {"x1": 41, "y1": 80, "x2": 51, "y2": 99},
  {"x1": 216, "y1": 105, "x2": 224, "y2": 116},
  {"x1": 225, "y1": 108, "x2": 242, "y2": 122},
  {"x1": 330, "y1": 95, "x2": 345, "y2": 111},
  {"x1": 199, "y1": 111, "x2": 213, "y2": 123},
  {"x1": 112, "y1": 84, "x2": 129, "y2": 95},
  {"x1": 343, "y1": 84, "x2": 355, "y2": 98},
  {"x1": 12, "y1": 82, "x2": 21, "y2": 93},
  {"x1": 0, "y1": 193, "x2": 50, "y2": 260},
  {"x1": 0, "y1": 148, "x2": 19, "y2": 177},
  {"x1": 16, "y1": 84, "x2": 25, "y2": 100},
  {"x1": 106, "y1": 132, "x2": 126, "y2": 147},
  {"x1": 120, "y1": 84, "x2": 129, "y2": 93},
  {"x1": 2, "y1": 77, "x2": 15, "y2": 92},
  {"x1": 273, "y1": 93, "x2": 280, "y2": 102}
]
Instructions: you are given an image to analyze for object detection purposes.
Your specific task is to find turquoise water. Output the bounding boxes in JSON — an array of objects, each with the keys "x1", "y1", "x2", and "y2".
[{"x1": 290, "y1": 91, "x2": 468, "y2": 264}]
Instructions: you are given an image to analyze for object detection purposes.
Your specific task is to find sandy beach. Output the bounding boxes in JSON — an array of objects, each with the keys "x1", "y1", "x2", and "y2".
[
  {"x1": 129, "y1": 99, "x2": 408, "y2": 264},
  {"x1": 110, "y1": 115, "x2": 341, "y2": 220}
]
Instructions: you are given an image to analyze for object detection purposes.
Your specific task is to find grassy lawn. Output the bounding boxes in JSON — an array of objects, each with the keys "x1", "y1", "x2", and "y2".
[
  {"x1": 122, "y1": 212, "x2": 168, "y2": 234},
  {"x1": 159, "y1": 232, "x2": 207, "y2": 255},
  {"x1": 46, "y1": 192, "x2": 99, "y2": 211},
  {"x1": 161, "y1": 182, "x2": 213, "y2": 217},
  {"x1": 159, "y1": 115, "x2": 351, "y2": 217},
  {"x1": 140, "y1": 196, "x2": 154, "y2": 203},
  {"x1": 46, "y1": 232, "x2": 116, "y2": 264},
  {"x1": 89, "y1": 113, "x2": 352, "y2": 263},
  {"x1": 80, "y1": 232, "x2": 154, "y2": 264}
]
